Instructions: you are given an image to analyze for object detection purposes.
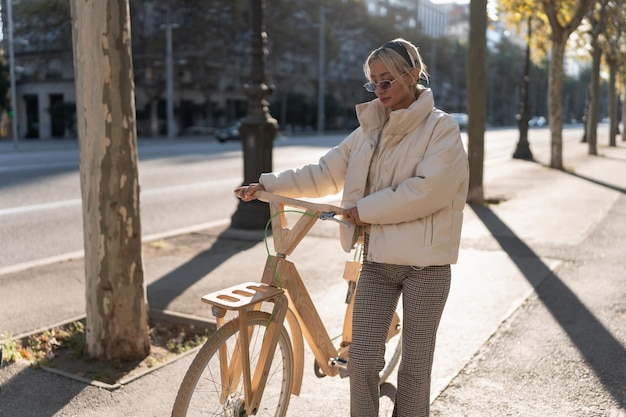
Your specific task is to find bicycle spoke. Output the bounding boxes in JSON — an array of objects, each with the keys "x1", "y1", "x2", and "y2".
[{"x1": 172, "y1": 312, "x2": 293, "y2": 417}]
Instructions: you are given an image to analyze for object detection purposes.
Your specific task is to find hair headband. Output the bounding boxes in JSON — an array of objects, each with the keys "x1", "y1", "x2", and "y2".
[{"x1": 382, "y1": 41, "x2": 416, "y2": 68}]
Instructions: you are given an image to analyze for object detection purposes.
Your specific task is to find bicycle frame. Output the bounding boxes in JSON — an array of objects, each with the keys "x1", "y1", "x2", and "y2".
[{"x1": 199, "y1": 191, "x2": 400, "y2": 414}]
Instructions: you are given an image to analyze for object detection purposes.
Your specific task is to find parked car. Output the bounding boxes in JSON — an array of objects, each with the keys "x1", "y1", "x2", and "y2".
[
  {"x1": 215, "y1": 121, "x2": 241, "y2": 142},
  {"x1": 182, "y1": 125, "x2": 215, "y2": 136},
  {"x1": 529, "y1": 116, "x2": 546, "y2": 128},
  {"x1": 450, "y1": 113, "x2": 468, "y2": 131}
]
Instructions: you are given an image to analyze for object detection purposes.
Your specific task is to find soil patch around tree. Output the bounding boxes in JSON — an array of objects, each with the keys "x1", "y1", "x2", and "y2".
[{"x1": 0, "y1": 310, "x2": 214, "y2": 390}]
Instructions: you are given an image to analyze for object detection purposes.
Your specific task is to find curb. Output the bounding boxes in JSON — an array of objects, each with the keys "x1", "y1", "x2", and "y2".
[{"x1": 1, "y1": 309, "x2": 217, "y2": 391}]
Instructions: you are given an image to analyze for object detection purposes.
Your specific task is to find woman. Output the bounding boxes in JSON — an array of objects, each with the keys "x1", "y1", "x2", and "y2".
[{"x1": 235, "y1": 38, "x2": 469, "y2": 417}]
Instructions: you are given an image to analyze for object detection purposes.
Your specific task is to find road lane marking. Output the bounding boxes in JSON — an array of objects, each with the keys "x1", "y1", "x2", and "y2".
[
  {"x1": 0, "y1": 179, "x2": 341, "y2": 217},
  {"x1": 0, "y1": 199, "x2": 82, "y2": 215},
  {"x1": 0, "y1": 179, "x2": 236, "y2": 216},
  {"x1": 0, "y1": 218, "x2": 231, "y2": 276}
]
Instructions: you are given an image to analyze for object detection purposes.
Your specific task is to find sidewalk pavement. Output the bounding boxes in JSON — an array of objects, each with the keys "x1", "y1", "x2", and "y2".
[{"x1": 1, "y1": 135, "x2": 625, "y2": 416}]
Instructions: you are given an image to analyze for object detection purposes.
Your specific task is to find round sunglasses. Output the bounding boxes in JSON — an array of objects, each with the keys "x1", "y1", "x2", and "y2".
[{"x1": 363, "y1": 72, "x2": 409, "y2": 93}]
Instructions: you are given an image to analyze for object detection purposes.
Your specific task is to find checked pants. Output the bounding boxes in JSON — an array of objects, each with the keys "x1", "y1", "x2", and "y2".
[{"x1": 347, "y1": 249, "x2": 451, "y2": 417}]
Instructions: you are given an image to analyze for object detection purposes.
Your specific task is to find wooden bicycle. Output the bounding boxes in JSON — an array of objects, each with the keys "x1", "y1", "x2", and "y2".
[{"x1": 171, "y1": 191, "x2": 402, "y2": 417}]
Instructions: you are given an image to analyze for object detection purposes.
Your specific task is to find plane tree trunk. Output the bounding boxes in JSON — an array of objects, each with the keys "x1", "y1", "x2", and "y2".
[{"x1": 70, "y1": 0, "x2": 150, "y2": 360}]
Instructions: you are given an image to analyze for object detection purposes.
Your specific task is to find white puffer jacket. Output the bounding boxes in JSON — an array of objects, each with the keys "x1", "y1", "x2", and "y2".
[{"x1": 260, "y1": 87, "x2": 469, "y2": 266}]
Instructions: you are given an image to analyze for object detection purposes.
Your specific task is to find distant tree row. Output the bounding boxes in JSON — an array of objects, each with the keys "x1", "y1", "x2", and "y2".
[{"x1": 497, "y1": 0, "x2": 626, "y2": 165}]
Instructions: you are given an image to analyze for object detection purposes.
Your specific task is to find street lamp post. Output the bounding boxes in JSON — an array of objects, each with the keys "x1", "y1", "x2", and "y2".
[
  {"x1": 513, "y1": 17, "x2": 533, "y2": 160},
  {"x1": 6, "y1": 0, "x2": 19, "y2": 148},
  {"x1": 231, "y1": 0, "x2": 278, "y2": 229}
]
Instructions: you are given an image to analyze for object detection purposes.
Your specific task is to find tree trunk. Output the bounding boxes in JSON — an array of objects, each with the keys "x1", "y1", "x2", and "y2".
[
  {"x1": 586, "y1": 38, "x2": 602, "y2": 156},
  {"x1": 70, "y1": 0, "x2": 150, "y2": 360},
  {"x1": 466, "y1": 0, "x2": 487, "y2": 204},
  {"x1": 607, "y1": 56, "x2": 618, "y2": 147},
  {"x1": 548, "y1": 34, "x2": 566, "y2": 170},
  {"x1": 623, "y1": 83, "x2": 626, "y2": 141},
  {"x1": 542, "y1": 0, "x2": 592, "y2": 169}
]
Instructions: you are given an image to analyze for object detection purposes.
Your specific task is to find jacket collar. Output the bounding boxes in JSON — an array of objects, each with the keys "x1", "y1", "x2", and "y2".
[{"x1": 355, "y1": 86, "x2": 434, "y2": 138}]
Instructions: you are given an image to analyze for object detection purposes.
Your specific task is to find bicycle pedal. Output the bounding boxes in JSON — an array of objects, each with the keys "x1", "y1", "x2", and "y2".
[{"x1": 329, "y1": 357, "x2": 349, "y2": 378}]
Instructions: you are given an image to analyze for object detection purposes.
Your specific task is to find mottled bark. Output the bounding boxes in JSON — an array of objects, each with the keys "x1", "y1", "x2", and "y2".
[
  {"x1": 585, "y1": 0, "x2": 608, "y2": 155},
  {"x1": 542, "y1": 0, "x2": 593, "y2": 170},
  {"x1": 622, "y1": 83, "x2": 626, "y2": 142},
  {"x1": 548, "y1": 36, "x2": 565, "y2": 170},
  {"x1": 586, "y1": 39, "x2": 602, "y2": 155},
  {"x1": 607, "y1": 55, "x2": 618, "y2": 147},
  {"x1": 70, "y1": 0, "x2": 150, "y2": 360}
]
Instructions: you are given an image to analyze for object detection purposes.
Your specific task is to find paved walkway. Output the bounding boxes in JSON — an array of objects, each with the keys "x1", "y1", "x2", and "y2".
[{"x1": 1, "y1": 134, "x2": 625, "y2": 416}]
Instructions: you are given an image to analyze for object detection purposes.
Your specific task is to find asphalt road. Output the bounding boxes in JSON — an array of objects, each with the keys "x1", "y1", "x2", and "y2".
[
  {"x1": 0, "y1": 127, "x2": 581, "y2": 272},
  {"x1": 0, "y1": 134, "x2": 342, "y2": 271}
]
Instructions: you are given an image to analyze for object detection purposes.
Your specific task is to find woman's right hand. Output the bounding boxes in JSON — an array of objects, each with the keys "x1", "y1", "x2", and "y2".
[{"x1": 233, "y1": 183, "x2": 265, "y2": 202}]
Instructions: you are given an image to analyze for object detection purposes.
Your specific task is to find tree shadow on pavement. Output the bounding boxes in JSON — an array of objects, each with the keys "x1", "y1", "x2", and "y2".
[
  {"x1": 563, "y1": 170, "x2": 625, "y2": 194},
  {"x1": 146, "y1": 227, "x2": 266, "y2": 312},
  {"x1": 532, "y1": 157, "x2": 626, "y2": 194},
  {"x1": 470, "y1": 203, "x2": 626, "y2": 407},
  {"x1": 0, "y1": 364, "x2": 87, "y2": 417},
  {"x1": 0, "y1": 226, "x2": 268, "y2": 417}
]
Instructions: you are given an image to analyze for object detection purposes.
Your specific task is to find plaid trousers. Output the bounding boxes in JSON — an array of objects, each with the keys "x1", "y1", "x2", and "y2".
[{"x1": 348, "y1": 240, "x2": 451, "y2": 417}]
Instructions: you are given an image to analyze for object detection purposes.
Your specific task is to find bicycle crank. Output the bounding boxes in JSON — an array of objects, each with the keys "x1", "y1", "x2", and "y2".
[
  {"x1": 329, "y1": 357, "x2": 349, "y2": 378},
  {"x1": 313, "y1": 359, "x2": 327, "y2": 378}
]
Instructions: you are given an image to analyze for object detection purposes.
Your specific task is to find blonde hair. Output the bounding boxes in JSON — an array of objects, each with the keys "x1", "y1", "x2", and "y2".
[{"x1": 363, "y1": 38, "x2": 429, "y2": 96}]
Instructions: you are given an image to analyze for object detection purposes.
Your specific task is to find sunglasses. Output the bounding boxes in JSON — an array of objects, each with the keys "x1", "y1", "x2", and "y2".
[{"x1": 363, "y1": 72, "x2": 409, "y2": 93}]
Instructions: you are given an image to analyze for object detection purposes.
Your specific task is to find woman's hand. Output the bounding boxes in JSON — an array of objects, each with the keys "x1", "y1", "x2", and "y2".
[
  {"x1": 233, "y1": 183, "x2": 265, "y2": 202},
  {"x1": 343, "y1": 206, "x2": 368, "y2": 226}
]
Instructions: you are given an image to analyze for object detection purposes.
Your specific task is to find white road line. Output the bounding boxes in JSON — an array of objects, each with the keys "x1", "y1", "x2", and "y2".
[
  {"x1": 0, "y1": 218, "x2": 231, "y2": 276},
  {"x1": 0, "y1": 193, "x2": 343, "y2": 275},
  {"x1": 0, "y1": 180, "x2": 235, "y2": 216},
  {"x1": 0, "y1": 199, "x2": 82, "y2": 215},
  {"x1": 0, "y1": 179, "x2": 339, "y2": 217}
]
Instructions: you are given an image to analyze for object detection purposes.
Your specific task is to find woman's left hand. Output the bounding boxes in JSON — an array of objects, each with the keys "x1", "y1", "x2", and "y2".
[{"x1": 343, "y1": 207, "x2": 369, "y2": 226}]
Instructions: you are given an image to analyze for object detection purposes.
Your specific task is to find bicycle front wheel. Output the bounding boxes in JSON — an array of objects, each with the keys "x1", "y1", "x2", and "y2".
[{"x1": 172, "y1": 311, "x2": 294, "y2": 417}]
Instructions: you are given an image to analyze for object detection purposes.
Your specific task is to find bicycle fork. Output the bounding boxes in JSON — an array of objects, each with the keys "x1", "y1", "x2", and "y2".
[
  {"x1": 202, "y1": 282, "x2": 289, "y2": 416},
  {"x1": 326, "y1": 259, "x2": 361, "y2": 379}
]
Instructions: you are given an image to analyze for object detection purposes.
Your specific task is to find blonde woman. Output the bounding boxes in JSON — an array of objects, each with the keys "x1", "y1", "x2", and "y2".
[{"x1": 236, "y1": 38, "x2": 469, "y2": 416}]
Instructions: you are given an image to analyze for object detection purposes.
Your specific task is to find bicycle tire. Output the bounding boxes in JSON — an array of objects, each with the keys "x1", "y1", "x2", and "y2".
[
  {"x1": 171, "y1": 311, "x2": 294, "y2": 417},
  {"x1": 379, "y1": 332, "x2": 402, "y2": 385},
  {"x1": 379, "y1": 297, "x2": 403, "y2": 385}
]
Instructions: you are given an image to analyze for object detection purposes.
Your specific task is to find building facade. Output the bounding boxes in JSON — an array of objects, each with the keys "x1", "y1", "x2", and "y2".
[{"x1": 3, "y1": 0, "x2": 464, "y2": 141}]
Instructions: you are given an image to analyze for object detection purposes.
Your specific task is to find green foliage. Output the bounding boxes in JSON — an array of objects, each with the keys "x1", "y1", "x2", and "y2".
[
  {"x1": 165, "y1": 333, "x2": 206, "y2": 353},
  {"x1": 0, "y1": 60, "x2": 10, "y2": 112},
  {"x1": 56, "y1": 321, "x2": 86, "y2": 358},
  {"x1": 0, "y1": 322, "x2": 86, "y2": 365},
  {"x1": 1, "y1": 332, "x2": 24, "y2": 363}
]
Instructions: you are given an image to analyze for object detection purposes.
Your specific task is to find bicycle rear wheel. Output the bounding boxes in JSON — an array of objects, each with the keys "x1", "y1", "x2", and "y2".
[{"x1": 172, "y1": 311, "x2": 294, "y2": 417}]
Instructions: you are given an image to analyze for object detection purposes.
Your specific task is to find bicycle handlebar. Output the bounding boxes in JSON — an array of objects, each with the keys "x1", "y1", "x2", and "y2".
[{"x1": 253, "y1": 190, "x2": 345, "y2": 216}]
